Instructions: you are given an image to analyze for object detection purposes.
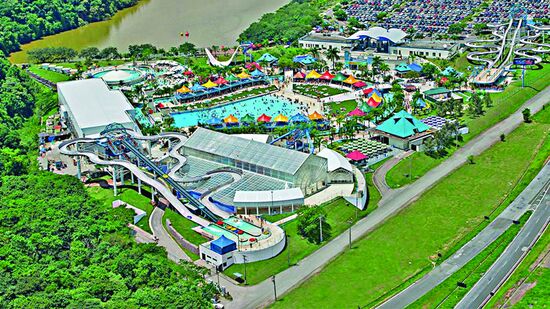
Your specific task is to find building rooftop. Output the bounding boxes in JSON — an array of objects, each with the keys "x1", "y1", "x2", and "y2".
[
  {"x1": 376, "y1": 110, "x2": 431, "y2": 138},
  {"x1": 300, "y1": 32, "x2": 350, "y2": 44},
  {"x1": 57, "y1": 79, "x2": 134, "y2": 131},
  {"x1": 400, "y1": 40, "x2": 458, "y2": 50},
  {"x1": 184, "y1": 128, "x2": 311, "y2": 175},
  {"x1": 317, "y1": 148, "x2": 353, "y2": 173},
  {"x1": 348, "y1": 27, "x2": 407, "y2": 43}
]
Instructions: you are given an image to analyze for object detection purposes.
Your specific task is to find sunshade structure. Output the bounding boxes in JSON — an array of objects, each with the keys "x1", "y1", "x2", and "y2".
[
  {"x1": 206, "y1": 116, "x2": 223, "y2": 126},
  {"x1": 395, "y1": 62, "x2": 411, "y2": 73},
  {"x1": 333, "y1": 73, "x2": 347, "y2": 82},
  {"x1": 415, "y1": 98, "x2": 427, "y2": 109},
  {"x1": 183, "y1": 70, "x2": 194, "y2": 76},
  {"x1": 226, "y1": 74, "x2": 239, "y2": 82},
  {"x1": 274, "y1": 114, "x2": 289, "y2": 123},
  {"x1": 293, "y1": 71, "x2": 306, "y2": 79},
  {"x1": 376, "y1": 110, "x2": 430, "y2": 138},
  {"x1": 308, "y1": 111, "x2": 324, "y2": 121},
  {"x1": 257, "y1": 113, "x2": 272, "y2": 122},
  {"x1": 240, "y1": 114, "x2": 255, "y2": 123},
  {"x1": 290, "y1": 113, "x2": 309, "y2": 123},
  {"x1": 306, "y1": 70, "x2": 321, "y2": 79},
  {"x1": 367, "y1": 97, "x2": 382, "y2": 108},
  {"x1": 370, "y1": 92, "x2": 383, "y2": 103},
  {"x1": 177, "y1": 85, "x2": 191, "y2": 93},
  {"x1": 257, "y1": 53, "x2": 278, "y2": 63},
  {"x1": 224, "y1": 114, "x2": 239, "y2": 124},
  {"x1": 319, "y1": 71, "x2": 335, "y2": 80},
  {"x1": 346, "y1": 150, "x2": 367, "y2": 161},
  {"x1": 215, "y1": 77, "x2": 228, "y2": 85},
  {"x1": 440, "y1": 66, "x2": 458, "y2": 77},
  {"x1": 237, "y1": 71, "x2": 250, "y2": 79},
  {"x1": 343, "y1": 75, "x2": 359, "y2": 85},
  {"x1": 363, "y1": 87, "x2": 373, "y2": 95},
  {"x1": 348, "y1": 108, "x2": 366, "y2": 117},
  {"x1": 293, "y1": 54, "x2": 317, "y2": 65},
  {"x1": 440, "y1": 77, "x2": 449, "y2": 84},
  {"x1": 250, "y1": 69, "x2": 265, "y2": 78},
  {"x1": 409, "y1": 63, "x2": 422, "y2": 72},
  {"x1": 353, "y1": 81, "x2": 367, "y2": 88},
  {"x1": 202, "y1": 80, "x2": 218, "y2": 88},
  {"x1": 421, "y1": 116, "x2": 450, "y2": 129},
  {"x1": 191, "y1": 83, "x2": 206, "y2": 92},
  {"x1": 245, "y1": 62, "x2": 262, "y2": 71}
]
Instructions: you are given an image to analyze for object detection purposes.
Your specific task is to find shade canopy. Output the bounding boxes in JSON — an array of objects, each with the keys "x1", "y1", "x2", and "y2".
[
  {"x1": 409, "y1": 62, "x2": 422, "y2": 72},
  {"x1": 183, "y1": 70, "x2": 194, "y2": 76},
  {"x1": 308, "y1": 111, "x2": 325, "y2": 121},
  {"x1": 251, "y1": 69, "x2": 265, "y2": 77},
  {"x1": 367, "y1": 97, "x2": 381, "y2": 108},
  {"x1": 306, "y1": 70, "x2": 321, "y2": 79},
  {"x1": 202, "y1": 80, "x2": 218, "y2": 88},
  {"x1": 191, "y1": 83, "x2": 206, "y2": 91},
  {"x1": 224, "y1": 114, "x2": 239, "y2": 123},
  {"x1": 274, "y1": 114, "x2": 288, "y2": 122},
  {"x1": 346, "y1": 150, "x2": 367, "y2": 161},
  {"x1": 293, "y1": 54, "x2": 317, "y2": 65},
  {"x1": 395, "y1": 62, "x2": 411, "y2": 73},
  {"x1": 343, "y1": 75, "x2": 359, "y2": 84},
  {"x1": 226, "y1": 74, "x2": 239, "y2": 82},
  {"x1": 363, "y1": 88, "x2": 373, "y2": 95},
  {"x1": 319, "y1": 71, "x2": 335, "y2": 80},
  {"x1": 257, "y1": 113, "x2": 272, "y2": 122},
  {"x1": 215, "y1": 77, "x2": 228, "y2": 85},
  {"x1": 370, "y1": 92, "x2": 383, "y2": 102},
  {"x1": 333, "y1": 72, "x2": 347, "y2": 82},
  {"x1": 257, "y1": 53, "x2": 278, "y2": 63},
  {"x1": 290, "y1": 113, "x2": 309, "y2": 123},
  {"x1": 294, "y1": 71, "x2": 305, "y2": 79},
  {"x1": 376, "y1": 110, "x2": 430, "y2": 138},
  {"x1": 206, "y1": 117, "x2": 223, "y2": 125},
  {"x1": 353, "y1": 81, "x2": 367, "y2": 88},
  {"x1": 348, "y1": 108, "x2": 366, "y2": 117},
  {"x1": 177, "y1": 85, "x2": 191, "y2": 93},
  {"x1": 237, "y1": 71, "x2": 250, "y2": 79},
  {"x1": 241, "y1": 114, "x2": 255, "y2": 123}
]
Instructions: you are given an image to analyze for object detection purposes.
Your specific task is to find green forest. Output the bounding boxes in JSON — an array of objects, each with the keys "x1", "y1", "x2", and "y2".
[{"x1": 0, "y1": 0, "x2": 139, "y2": 55}]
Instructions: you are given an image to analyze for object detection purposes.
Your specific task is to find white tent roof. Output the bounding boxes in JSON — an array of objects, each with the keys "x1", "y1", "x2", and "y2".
[
  {"x1": 233, "y1": 188, "x2": 304, "y2": 203},
  {"x1": 234, "y1": 134, "x2": 271, "y2": 144},
  {"x1": 100, "y1": 70, "x2": 133, "y2": 82},
  {"x1": 57, "y1": 79, "x2": 135, "y2": 130},
  {"x1": 317, "y1": 148, "x2": 353, "y2": 173},
  {"x1": 348, "y1": 27, "x2": 407, "y2": 43}
]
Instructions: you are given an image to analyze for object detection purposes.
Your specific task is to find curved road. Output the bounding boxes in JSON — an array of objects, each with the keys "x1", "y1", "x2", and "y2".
[
  {"x1": 150, "y1": 206, "x2": 192, "y2": 263},
  {"x1": 221, "y1": 85, "x2": 550, "y2": 309}
]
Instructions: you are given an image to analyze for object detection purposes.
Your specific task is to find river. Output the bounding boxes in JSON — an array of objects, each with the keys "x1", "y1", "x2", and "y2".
[{"x1": 9, "y1": 0, "x2": 290, "y2": 63}]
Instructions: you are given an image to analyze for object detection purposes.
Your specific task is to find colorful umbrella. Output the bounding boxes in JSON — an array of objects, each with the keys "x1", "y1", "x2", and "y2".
[
  {"x1": 215, "y1": 77, "x2": 228, "y2": 85},
  {"x1": 367, "y1": 97, "x2": 381, "y2": 108},
  {"x1": 226, "y1": 74, "x2": 239, "y2": 82},
  {"x1": 370, "y1": 92, "x2": 383, "y2": 102},
  {"x1": 240, "y1": 114, "x2": 255, "y2": 123},
  {"x1": 294, "y1": 71, "x2": 305, "y2": 79},
  {"x1": 347, "y1": 108, "x2": 366, "y2": 117},
  {"x1": 177, "y1": 85, "x2": 191, "y2": 93},
  {"x1": 308, "y1": 111, "x2": 325, "y2": 121},
  {"x1": 257, "y1": 113, "x2": 272, "y2": 122},
  {"x1": 202, "y1": 80, "x2": 218, "y2": 88},
  {"x1": 224, "y1": 114, "x2": 239, "y2": 123},
  {"x1": 319, "y1": 71, "x2": 335, "y2": 80},
  {"x1": 343, "y1": 75, "x2": 359, "y2": 85},
  {"x1": 346, "y1": 150, "x2": 367, "y2": 161},
  {"x1": 333, "y1": 72, "x2": 347, "y2": 82},
  {"x1": 237, "y1": 71, "x2": 250, "y2": 79},
  {"x1": 353, "y1": 81, "x2": 367, "y2": 88},
  {"x1": 274, "y1": 114, "x2": 288, "y2": 122},
  {"x1": 306, "y1": 70, "x2": 321, "y2": 79},
  {"x1": 363, "y1": 88, "x2": 374, "y2": 95}
]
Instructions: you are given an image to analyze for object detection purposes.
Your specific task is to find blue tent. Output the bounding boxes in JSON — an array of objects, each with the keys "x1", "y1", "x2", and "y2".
[
  {"x1": 257, "y1": 53, "x2": 278, "y2": 63},
  {"x1": 416, "y1": 98, "x2": 426, "y2": 109},
  {"x1": 290, "y1": 113, "x2": 309, "y2": 123},
  {"x1": 206, "y1": 117, "x2": 223, "y2": 126},
  {"x1": 191, "y1": 83, "x2": 206, "y2": 92},
  {"x1": 409, "y1": 63, "x2": 422, "y2": 72},
  {"x1": 251, "y1": 69, "x2": 265, "y2": 78},
  {"x1": 293, "y1": 55, "x2": 317, "y2": 65},
  {"x1": 210, "y1": 235, "x2": 237, "y2": 255}
]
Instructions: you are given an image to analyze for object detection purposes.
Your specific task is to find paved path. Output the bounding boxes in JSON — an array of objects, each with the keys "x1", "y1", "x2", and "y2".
[
  {"x1": 222, "y1": 86, "x2": 550, "y2": 309},
  {"x1": 372, "y1": 150, "x2": 412, "y2": 197},
  {"x1": 150, "y1": 207, "x2": 191, "y2": 263},
  {"x1": 378, "y1": 163, "x2": 550, "y2": 309},
  {"x1": 456, "y1": 177, "x2": 550, "y2": 309}
]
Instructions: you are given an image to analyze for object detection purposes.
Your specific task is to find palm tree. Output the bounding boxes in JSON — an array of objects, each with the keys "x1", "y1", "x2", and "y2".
[
  {"x1": 310, "y1": 47, "x2": 321, "y2": 59},
  {"x1": 379, "y1": 62, "x2": 390, "y2": 79},
  {"x1": 324, "y1": 47, "x2": 340, "y2": 69},
  {"x1": 371, "y1": 56, "x2": 382, "y2": 75}
]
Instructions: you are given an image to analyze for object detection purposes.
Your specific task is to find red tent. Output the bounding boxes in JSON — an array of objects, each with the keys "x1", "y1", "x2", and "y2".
[
  {"x1": 257, "y1": 114, "x2": 272, "y2": 122},
  {"x1": 347, "y1": 108, "x2": 366, "y2": 117},
  {"x1": 215, "y1": 77, "x2": 228, "y2": 85},
  {"x1": 293, "y1": 72, "x2": 305, "y2": 79},
  {"x1": 156, "y1": 103, "x2": 165, "y2": 109},
  {"x1": 183, "y1": 70, "x2": 194, "y2": 76},
  {"x1": 353, "y1": 81, "x2": 367, "y2": 88},
  {"x1": 440, "y1": 77, "x2": 449, "y2": 84},
  {"x1": 346, "y1": 150, "x2": 368, "y2": 161},
  {"x1": 319, "y1": 71, "x2": 335, "y2": 80},
  {"x1": 367, "y1": 97, "x2": 381, "y2": 108},
  {"x1": 363, "y1": 88, "x2": 374, "y2": 95}
]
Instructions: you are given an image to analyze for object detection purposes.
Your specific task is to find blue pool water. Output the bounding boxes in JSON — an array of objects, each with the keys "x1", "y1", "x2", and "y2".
[{"x1": 172, "y1": 94, "x2": 302, "y2": 128}]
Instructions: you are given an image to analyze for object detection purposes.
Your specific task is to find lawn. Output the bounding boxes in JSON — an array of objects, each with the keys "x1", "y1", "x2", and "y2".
[
  {"x1": 293, "y1": 83, "x2": 348, "y2": 98},
  {"x1": 28, "y1": 65, "x2": 70, "y2": 83},
  {"x1": 271, "y1": 107, "x2": 550, "y2": 308},
  {"x1": 223, "y1": 197, "x2": 374, "y2": 285},
  {"x1": 428, "y1": 52, "x2": 473, "y2": 74},
  {"x1": 385, "y1": 63, "x2": 550, "y2": 188},
  {"x1": 325, "y1": 99, "x2": 358, "y2": 117}
]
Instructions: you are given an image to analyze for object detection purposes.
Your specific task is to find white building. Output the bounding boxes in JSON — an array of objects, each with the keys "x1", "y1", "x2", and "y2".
[
  {"x1": 299, "y1": 32, "x2": 352, "y2": 51},
  {"x1": 316, "y1": 148, "x2": 354, "y2": 184},
  {"x1": 389, "y1": 40, "x2": 460, "y2": 60},
  {"x1": 57, "y1": 79, "x2": 141, "y2": 138}
]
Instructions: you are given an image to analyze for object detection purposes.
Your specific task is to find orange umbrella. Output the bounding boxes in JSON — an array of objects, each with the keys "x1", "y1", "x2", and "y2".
[
  {"x1": 308, "y1": 111, "x2": 324, "y2": 121},
  {"x1": 274, "y1": 114, "x2": 288, "y2": 122},
  {"x1": 343, "y1": 75, "x2": 359, "y2": 84},
  {"x1": 224, "y1": 114, "x2": 239, "y2": 123},
  {"x1": 237, "y1": 71, "x2": 250, "y2": 79}
]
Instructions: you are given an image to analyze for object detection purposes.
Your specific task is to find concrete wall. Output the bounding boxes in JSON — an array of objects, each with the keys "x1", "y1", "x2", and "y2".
[{"x1": 232, "y1": 231, "x2": 286, "y2": 264}]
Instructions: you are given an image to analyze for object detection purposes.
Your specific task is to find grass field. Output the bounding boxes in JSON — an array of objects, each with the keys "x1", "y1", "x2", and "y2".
[
  {"x1": 409, "y1": 212, "x2": 531, "y2": 308},
  {"x1": 28, "y1": 65, "x2": 70, "y2": 83},
  {"x1": 385, "y1": 63, "x2": 550, "y2": 188},
  {"x1": 325, "y1": 99, "x2": 358, "y2": 116},
  {"x1": 429, "y1": 52, "x2": 473, "y2": 74},
  {"x1": 271, "y1": 106, "x2": 550, "y2": 308},
  {"x1": 293, "y1": 83, "x2": 348, "y2": 98}
]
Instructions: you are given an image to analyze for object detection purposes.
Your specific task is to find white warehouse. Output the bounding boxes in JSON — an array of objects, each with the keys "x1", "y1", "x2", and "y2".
[{"x1": 57, "y1": 79, "x2": 141, "y2": 138}]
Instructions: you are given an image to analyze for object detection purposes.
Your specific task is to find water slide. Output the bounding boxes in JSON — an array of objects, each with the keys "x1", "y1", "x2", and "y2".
[
  {"x1": 466, "y1": 20, "x2": 512, "y2": 68},
  {"x1": 514, "y1": 24, "x2": 550, "y2": 64},
  {"x1": 269, "y1": 128, "x2": 314, "y2": 153},
  {"x1": 500, "y1": 18, "x2": 523, "y2": 68},
  {"x1": 205, "y1": 46, "x2": 241, "y2": 67}
]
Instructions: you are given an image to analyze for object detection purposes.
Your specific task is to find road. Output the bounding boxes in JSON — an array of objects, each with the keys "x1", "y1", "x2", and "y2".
[
  {"x1": 456, "y1": 179, "x2": 550, "y2": 308},
  {"x1": 372, "y1": 150, "x2": 412, "y2": 197},
  {"x1": 378, "y1": 163, "x2": 550, "y2": 308},
  {"x1": 223, "y1": 85, "x2": 550, "y2": 308},
  {"x1": 150, "y1": 206, "x2": 192, "y2": 263}
]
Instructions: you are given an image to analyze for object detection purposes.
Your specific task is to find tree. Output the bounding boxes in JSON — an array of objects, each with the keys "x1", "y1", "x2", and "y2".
[
  {"x1": 297, "y1": 206, "x2": 331, "y2": 244},
  {"x1": 473, "y1": 23, "x2": 488, "y2": 34},
  {"x1": 482, "y1": 92, "x2": 493, "y2": 108},
  {"x1": 79, "y1": 47, "x2": 100, "y2": 60},
  {"x1": 178, "y1": 42, "x2": 197, "y2": 56},
  {"x1": 448, "y1": 23, "x2": 466, "y2": 35},
  {"x1": 522, "y1": 108, "x2": 531, "y2": 123},
  {"x1": 468, "y1": 92, "x2": 484, "y2": 117},
  {"x1": 98, "y1": 47, "x2": 120, "y2": 60},
  {"x1": 324, "y1": 47, "x2": 340, "y2": 69},
  {"x1": 334, "y1": 9, "x2": 347, "y2": 21},
  {"x1": 421, "y1": 63, "x2": 439, "y2": 79}
]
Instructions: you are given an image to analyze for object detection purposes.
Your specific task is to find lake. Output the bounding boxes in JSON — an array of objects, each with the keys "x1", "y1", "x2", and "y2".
[{"x1": 9, "y1": 0, "x2": 289, "y2": 63}]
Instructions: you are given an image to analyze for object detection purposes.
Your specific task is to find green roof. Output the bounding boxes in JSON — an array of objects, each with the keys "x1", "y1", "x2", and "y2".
[
  {"x1": 333, "y1": 73, "x2": 347, "y2": 82},
  {"x1": 395, "y1": 62, "x2": 411, "y2": 73},
  {"x1": 376, "y1": 110, "x2": 430, "y2": 138},
  {"x1": 423, "y1": 87, "x2": 450, "y2": 96}
]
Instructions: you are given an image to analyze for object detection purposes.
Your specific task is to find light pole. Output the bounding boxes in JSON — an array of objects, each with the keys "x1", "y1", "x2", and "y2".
[
  {"x1": 347, "y1": 219, "x2": 353, "y2": 250},
  {"x1": 319, "y1": 215, "x2": 324, "y2": 243},
  {"x1": 243, "y1": 255, "x2": 247, "y2": 285},
  {"x1": 286, "y1": 228, "x2": 291, "y2": 267},
  {"x1": 272, "y1": 276, "x2": 278, "y2": 301}
]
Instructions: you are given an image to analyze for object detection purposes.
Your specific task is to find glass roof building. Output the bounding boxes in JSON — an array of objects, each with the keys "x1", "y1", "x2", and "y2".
[{"x1": 182, "y1": 128, "x2": 329, "y2": 195}]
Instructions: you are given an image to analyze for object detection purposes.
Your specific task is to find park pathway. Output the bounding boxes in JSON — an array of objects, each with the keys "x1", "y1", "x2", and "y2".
[
  {"x1": 221, "y1": 85, "x2": 550, "y2": 309},
  {"x1": 150, "y1": 207, "x2": 191, "y2": 263},
  {"x1": 372, "y1": 150, "x2": 413, "y2": 198}
]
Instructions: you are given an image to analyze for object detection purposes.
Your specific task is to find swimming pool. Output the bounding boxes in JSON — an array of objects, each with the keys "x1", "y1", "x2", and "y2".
[{"x1": 171, "y1": 94, "x2": 302, "y2": 127}]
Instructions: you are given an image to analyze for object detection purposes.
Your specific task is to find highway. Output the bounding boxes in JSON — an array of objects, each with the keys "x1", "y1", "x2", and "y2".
[
  {"x1": 456, "y1": 178, "x2": 550, "y2": 308},
  {"x1": 378, "y1": 163, "x2": 550, "y2": 308}
]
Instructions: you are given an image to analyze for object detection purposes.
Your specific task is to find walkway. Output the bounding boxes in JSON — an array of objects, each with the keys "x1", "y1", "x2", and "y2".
[
  {"x1": 378, "y1": 163, "x2": 550, "y2": 308},
  {"x1": 150, "y1": 207, "x2": 191, "y2": 263},
  {"x1": 372, "y1": 150, "x2": 413, "y2": 197},
  {"x1": 222, "y1": 85, "x2": 550, "y2": 309}
]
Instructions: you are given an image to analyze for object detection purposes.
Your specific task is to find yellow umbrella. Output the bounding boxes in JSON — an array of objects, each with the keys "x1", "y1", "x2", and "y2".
[
  {"x1": 370, "y1": 92, "x2": 382, "y2": 102},
  {"x1": 224, "y1": 114, "x2": 239, "y2": 123},
  {"x1": 305, "y1": 70, "x2": 321, "y2": 79},
  {"x1": 308, "y1": 111, "x2": 324, "y2": 121},
  {"x1": 274, "y1": 114, "x2": 288, "y2": 122},
  {"x1": 177, "y1": 85, "x2": 191, "y2": 93},
  {"x1": 343, "y1": 75, "x2": 359, "y2": 84},
  {"x1": 237, "y1": 71, "x2": 250, "y2": 79},
  {"x1": 202, "y1": 80, "x2": 218, "y2": 88}
]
